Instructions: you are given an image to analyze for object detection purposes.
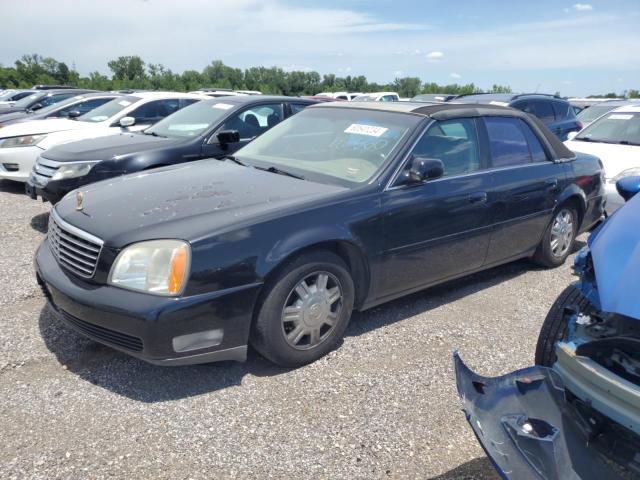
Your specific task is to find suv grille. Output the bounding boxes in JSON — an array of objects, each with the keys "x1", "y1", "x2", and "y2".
[{"x1": 48, "y1": 210, "x2": 103, "y2": 278}]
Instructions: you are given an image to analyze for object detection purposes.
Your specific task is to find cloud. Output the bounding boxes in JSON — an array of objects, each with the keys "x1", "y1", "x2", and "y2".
[
  {"x1": 573, "y1": 3, "x2": 593, "y2": 11},
  {"x1": 282, "y1": 65, "x2": 313, "y2": 72},
  {"x1": 426, "y1": 51, "x2": 444, "y2": 62},
  {"x1": 450, "y1": 72, "x2": 462, "y2": 79},
  {"x1": 337, "y1": 66, "x2": 352, "y2": 73},
  {"x1": 394, "y1": 70, "x2": 404, "y2": 77}
]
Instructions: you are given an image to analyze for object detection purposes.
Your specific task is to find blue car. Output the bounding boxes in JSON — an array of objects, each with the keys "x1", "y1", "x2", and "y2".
[
  {"x1": 451, "y1": 93, "x2": 582, "y2": 140},
  {"x1": 455, "y1": 176, "x2": 640, "y2": 479}
]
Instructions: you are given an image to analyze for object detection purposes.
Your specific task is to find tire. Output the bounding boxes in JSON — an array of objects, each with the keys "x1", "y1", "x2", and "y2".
[
  {"x1": 532, "y1": 204, "x2": 578, "y2": 268},
  {"x1": 535, "y1": 285, "x2": 592, "y2": 366},
  {"x1": 250, "y1": 250, "x2": 355, "y2": 367}
]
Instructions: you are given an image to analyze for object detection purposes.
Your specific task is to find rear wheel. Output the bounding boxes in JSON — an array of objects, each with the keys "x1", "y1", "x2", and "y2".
[
  {"x1": 250, "y1": 251, "x2": 355, "y2": 367},
  {"x1": 535, "y1": 285, "x2": 592, "y2": 366},
  {"x1": 532, "y1": 205, "x2": 578, "y2": 268}
]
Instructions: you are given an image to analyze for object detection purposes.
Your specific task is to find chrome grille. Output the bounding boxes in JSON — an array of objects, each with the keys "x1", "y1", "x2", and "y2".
[
  {"x1": 48, "y1": 210, "x2": 103, "y2": 278},
  {"x1": 34, "y1": 156, "x2": 61, "y2": 179}
]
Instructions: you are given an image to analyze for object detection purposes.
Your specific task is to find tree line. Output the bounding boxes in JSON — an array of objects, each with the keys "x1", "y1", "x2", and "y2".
[
  {"x1": 1, "y1": 54, "x2": 637, "y2": 98},
  {"x1": 1, "y1": 54, "x2": 513, "y2": 98}
]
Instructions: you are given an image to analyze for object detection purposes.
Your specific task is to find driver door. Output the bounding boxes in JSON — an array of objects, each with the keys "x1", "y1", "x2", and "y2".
[{"x1": 380, "y1": 118, "x2": 494, "y2": 297}]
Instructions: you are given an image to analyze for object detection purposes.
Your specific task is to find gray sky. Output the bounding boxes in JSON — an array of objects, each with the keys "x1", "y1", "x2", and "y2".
[{"x1": 2, "y1": 0, "x2": 639, "y2": 96}]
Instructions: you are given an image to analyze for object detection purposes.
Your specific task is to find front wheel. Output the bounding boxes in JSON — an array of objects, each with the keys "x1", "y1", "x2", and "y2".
[
  {"x1": 535, "y1": 285, "x2": 592, "y2": 366},
  {"x1": 250, "y1": 250, "x2": 355, "y2": 367},
  {"x1": 532, "y1": 205, "x2": 578, "y2": 268}
]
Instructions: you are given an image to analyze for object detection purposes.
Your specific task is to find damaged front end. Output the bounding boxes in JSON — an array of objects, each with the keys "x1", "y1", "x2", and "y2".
[{"x1": 455, "y1": 187, "x2": 640, "y2": 479}]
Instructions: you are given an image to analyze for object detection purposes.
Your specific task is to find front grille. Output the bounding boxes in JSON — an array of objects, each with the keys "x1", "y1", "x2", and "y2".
[
  {"x1": 61, "y1": 310, "x2": 144, "y2": 352},
  {"x1": 48, "y1": 210, "x2": 103, "y2": 278},
  {"x1": 34, "y1": 156, "x2": 61, "y2": 179},
  {"x1": 2, "y1": 163, "x2": 18, "y2": 172}
]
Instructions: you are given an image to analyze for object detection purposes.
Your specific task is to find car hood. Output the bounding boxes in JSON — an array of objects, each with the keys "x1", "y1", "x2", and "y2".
[
  {"x1": 454, "y1": 353, "x2": 625, "y2": 480},
  {"x1": 42, "y1": 132, "x2": 179, "y2": 162},
  {"x1": 0, "y1": 111, "x2": 30, "y2": 124},
  {"x1": 54, "y1": 159, "x2": 347, "y2": 247},
  {"x1": 587, "y1": 192, "x2": 640, "y2": 319},
  {"x1": 0, "y1": 118, "x2": 94, "y2": 139},
  {"x1": 565, "y1": 139, "x2": 639, "y2": 179}
]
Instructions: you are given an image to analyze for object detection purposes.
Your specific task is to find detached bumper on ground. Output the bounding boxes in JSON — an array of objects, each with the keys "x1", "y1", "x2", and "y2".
[{"x1": 35, "y1": 243, "x2": 262, "y2": 365}]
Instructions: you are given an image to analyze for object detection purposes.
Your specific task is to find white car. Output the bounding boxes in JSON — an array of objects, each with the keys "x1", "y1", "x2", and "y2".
[
  {"x1": 352, "y1": 92, "x2": 400, "y2": 102},
  {"x1": 0, "y1": 91, "x2": 206, "y2": 182},
  {"x1": 565, "y1": 105, "x2": 640, "y2": 213},
  {"x1": 316, "y1": 92, "x2": 363, "y2": 101}
]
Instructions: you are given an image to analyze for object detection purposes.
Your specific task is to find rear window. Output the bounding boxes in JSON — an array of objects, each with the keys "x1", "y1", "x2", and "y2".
[
  {"x1": 531, "y1": 101, "x2": 555, "y2": 123},
  {"x1": 552, "y1": 101, "x2": 574, "y2": 120},
  {"x1": 485, "y1": 117, "x2": 533, "y2": 167}
]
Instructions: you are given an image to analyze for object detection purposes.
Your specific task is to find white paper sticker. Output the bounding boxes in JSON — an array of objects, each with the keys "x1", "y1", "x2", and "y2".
[
  {"x1": 344, "y1": 124, "x2": 388, "y2": 137},
  {"x1": 213, "y1": 103, "x2": 234, "y2": 110},
  {"x1": 609, "y1": 114, "x2": 633, "y2": 120},
  {"x1": 118, "y1": 100, "x2": 132, "y2": 107},
  {"x1": 489, "y1": 101, "x2": 509, "y2": 106}
]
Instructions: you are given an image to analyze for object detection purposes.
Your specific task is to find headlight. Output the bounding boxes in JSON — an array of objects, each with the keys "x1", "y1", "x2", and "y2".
[
  {"x1": 108, "y1": 240, "x2": 190, "y2": 296},
  {"x1": 0, "y1": 134, "x2": 47, "y2": 148},
  {"x1": 610, "y1": 167, "x2": 640, "y2": 183},
  {"x1": 51, "y1": 161, "x2": 100, "y2": 180}
]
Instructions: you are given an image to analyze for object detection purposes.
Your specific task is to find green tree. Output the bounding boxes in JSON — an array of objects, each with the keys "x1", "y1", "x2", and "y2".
[{"x1": 107, "y1": 55, "x2": 146, "y2": 82}]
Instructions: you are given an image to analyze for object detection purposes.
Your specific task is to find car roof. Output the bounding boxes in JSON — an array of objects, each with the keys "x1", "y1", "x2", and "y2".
[
  {"x1": 452, "y1": 93, "x2": 565, "y2": 104},
  {"x1": 132, "y1": 91, "x2": 210, "y2": 100},
  {"x1": 37, "y1": 89, "x2": 97, "y2": 95},
  {"x1": 596, "y1": 99, "x2": 640, "y2": 107},
  {"x1": 611, "y1": 105, "x2": 640, "y2": 113},
  {"x1": 204, "y1": 95, "x2": 316, "y2": 105}
]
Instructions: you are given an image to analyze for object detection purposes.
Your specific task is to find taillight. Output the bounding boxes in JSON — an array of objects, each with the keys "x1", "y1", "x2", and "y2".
[{"x1": 576, "y1": 121, "x2": 583, "y2": 130}]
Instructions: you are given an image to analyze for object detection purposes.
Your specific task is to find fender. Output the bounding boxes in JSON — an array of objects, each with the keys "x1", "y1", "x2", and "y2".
[{"x1": 556, "y1": 182, "x2": 587, "y2": 222}]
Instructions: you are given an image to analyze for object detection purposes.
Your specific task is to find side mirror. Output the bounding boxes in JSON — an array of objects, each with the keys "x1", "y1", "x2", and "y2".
[
  {"x1": 216, "y1": 129, "x2": 240, "y2": 146},
  {"x1": 31, "y1": 103, "x2": 43, "y2": 111},
  {"x1": 119, "y1": 116, "x2": 135, "y2": 128},
  {"x1": 616, "y1": 176, "x2": 640, "y2": 202},
  {"x1": 567, "y1": 131, "x2": 578, "y2": 141},
  {"x1": 67, "y1": 110, "x2": 81, "y2": 119},
  {"x1": 406, "y1": 156, "x2": 444, "y2": 184}
]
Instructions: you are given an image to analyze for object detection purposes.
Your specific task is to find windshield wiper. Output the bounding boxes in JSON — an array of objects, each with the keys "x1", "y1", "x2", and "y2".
[
  {"x1": 255, "y1": 165, "x2": 305, "y2": 180},
  {"x1": 223, "y1": 155, "x2": 246, "y2": 166}
]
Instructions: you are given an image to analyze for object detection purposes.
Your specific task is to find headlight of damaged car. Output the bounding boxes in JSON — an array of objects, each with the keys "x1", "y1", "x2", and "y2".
[
  {"x1": 108, "y1": 240, "x2": 190, "y2": 296},
  {"x1": 51, "y1": 161, "x2": 100, "y2": 180},
  {"x1": 0, "y1": 134, "x2": 47, "y2": 148}
]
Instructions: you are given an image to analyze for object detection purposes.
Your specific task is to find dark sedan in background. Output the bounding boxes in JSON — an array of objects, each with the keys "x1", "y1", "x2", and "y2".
[
  {"x1": 27, "y1": 95, "x2": 317, "y2": 203},
  {"x1": 35, "y1": 102, "x2": 604, "y2": 368}
]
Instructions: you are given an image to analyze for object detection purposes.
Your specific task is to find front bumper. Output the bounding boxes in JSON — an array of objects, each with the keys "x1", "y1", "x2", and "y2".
[
  {"x1": 35, "y1": 242, "x2": 262, "y2": 365},
  {"x1": 454, "y1": 353, "x2": 636, "y2": 479},
  {"x1": 0, "y1": 145, "x2": 42, "y2": 182}
]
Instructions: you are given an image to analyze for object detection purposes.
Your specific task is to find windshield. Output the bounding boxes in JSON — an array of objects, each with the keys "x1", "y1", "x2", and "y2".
[
  {"x1": 0, "y1": 90, "x2": 20, "y2": 101},
  {"x1": 577, "y1": 104, "x2": 620, "y2": 124},
  {"x1": 575, "y1": 112, "x2": 640, "y2": 145},
  {"x1": 145, "y1": 100, "x2": 230, "y2": 138},
  {"x1": 11, "y1": 92, "x2": 45, "y2": 108},
  {"x1": 78, "y1": 95, "x2": 140, "y2": 123},
  {"x1": 32, "y1": 95, "x2": 84, "y2": 115},
  {"x1": 236, "y1": 107, "x2": 419, "y2": 186}
]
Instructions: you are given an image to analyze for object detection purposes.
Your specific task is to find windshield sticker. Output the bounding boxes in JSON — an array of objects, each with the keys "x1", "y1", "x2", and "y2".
[
  {"x1": 609, "y1": 114, "x2": 633, "y2": 120},
  {"x1": 489, "y1": 101, "x2": 509, "y2": 106},
  {"x1": 344, "y1": 124, "x2": 388, "y2": 137},
  {"x1": 213, "y1": 103, "x2": 234, "y2": 110},
  {"x1": 118, "y1": 100, "x2": 132, "y2": 107}
]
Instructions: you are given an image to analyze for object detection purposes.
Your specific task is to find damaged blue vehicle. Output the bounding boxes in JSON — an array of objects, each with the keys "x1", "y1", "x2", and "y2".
[{"x1": 455, "y1": 176, "x2": 640, "y2": 479}]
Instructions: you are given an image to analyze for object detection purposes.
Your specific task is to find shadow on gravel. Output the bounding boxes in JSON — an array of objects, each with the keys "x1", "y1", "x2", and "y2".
[
  {"x1": 38, "y1": 304, "x2": 289, "y2": 403},
  {"x1": 430, "y1": 457, "x2": 499, "y2": 479},
  {"x1": 0, "y1": 179, "x2": 26, "y2": 195},
  {"x1": 31, "y1": 212, "x2": 50, "y2": 234}
]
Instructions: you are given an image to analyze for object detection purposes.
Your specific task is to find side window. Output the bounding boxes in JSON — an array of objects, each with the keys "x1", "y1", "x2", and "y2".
[
  {"x1": 485, "y1": 117, "x2": 532, "y2": 167},
  {"x1": 406, "y1": 118, "x2": 481, "y2": 177},
  {"x1": 519, "y1": 120, "x2": 549, "y2": 162},
  {"x1": 289, "y1": 103, "x2": 309, "y2": 115},
  {"x1": 336, "y1": 95, "x2": 348, "y2": 100},
  {"x1": 381, "y1": 95, "x2": 397, "y2": 102},
  {"x1": 552, "y1": 101, "x2": 572, "y2": 120},
  {"x1": 39, "y1": 93, "x2": 74, "y2": 107},
  {"x1": 220, "y1": 103, "x2": 283, "y2": 140},
  {"x1": 531, "y1": 101, "x2": 555, "y2": 123},
  {"x1": 56, "y1": 98, "x2": 111, "y2": 118},
  {"x1": 129, "y1": 99, "x2": 180, "y2": 124}
]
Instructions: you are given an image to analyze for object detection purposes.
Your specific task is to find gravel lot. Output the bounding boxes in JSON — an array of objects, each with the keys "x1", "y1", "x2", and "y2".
[{"x1": 0, "y1": 178, "x2": 585, "y2": 479}]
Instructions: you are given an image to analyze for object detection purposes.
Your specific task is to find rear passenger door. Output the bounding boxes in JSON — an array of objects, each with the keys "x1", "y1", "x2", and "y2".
[
  {"x1": 381, "y1": 118, "x2": 494, "y2": 295},
  {"x1": 482, "y1": 116, "x2": 566, "y2": 265}
]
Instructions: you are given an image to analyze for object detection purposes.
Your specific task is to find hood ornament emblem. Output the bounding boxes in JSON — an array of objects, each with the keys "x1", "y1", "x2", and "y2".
[{"x1": 76, "y1": 191, "x2": 84, "y2": 211}]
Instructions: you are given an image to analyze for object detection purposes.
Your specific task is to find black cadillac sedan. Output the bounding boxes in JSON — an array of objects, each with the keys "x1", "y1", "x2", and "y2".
[
  {"x1": 35, "y1": 102, "x2": 605, "y2": 367},
  {"x1": 28, "y1": 95, "x2": 317, "y2": 203}
]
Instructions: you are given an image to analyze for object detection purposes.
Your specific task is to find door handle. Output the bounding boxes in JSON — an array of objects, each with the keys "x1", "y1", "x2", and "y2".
[
  {"x1": 545, "y1": 179, "x2": 559, "y2": 192},
  {"x1": 468, "y1": 192, "x2": 488, "y2": 204}
]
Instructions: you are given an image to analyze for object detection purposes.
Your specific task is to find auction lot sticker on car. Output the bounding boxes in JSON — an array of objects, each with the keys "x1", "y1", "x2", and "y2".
[
  {"x1": 344, "y1": 124, "x2": 388, "y2": 137},
  {"x1": 212, "y1": 103, "x2": 234, "y2": 110},
  {"x1": 609, "y1": 114, "x2": 633, "y2": 120}
]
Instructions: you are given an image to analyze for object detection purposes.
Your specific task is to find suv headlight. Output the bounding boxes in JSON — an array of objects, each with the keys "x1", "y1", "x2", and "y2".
[
  {"x1": 51, "y1": 161, "x2": 100, "y2": 180},
  {"x1": 0, "y1": 134, "x2": 47, "y2": 148},
  {"x1": 108, "y1": 240, "x2": 191, "y2": 296},
  {"x1": 610, "y1": 167, "x2": 640, "y2": 183}
]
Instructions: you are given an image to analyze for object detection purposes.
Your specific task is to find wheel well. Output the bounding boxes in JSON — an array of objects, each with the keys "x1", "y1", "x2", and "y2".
[
  {"x1": 561, "y1": 195, "x2": 585, "y2": 229},
  {"x1": 263, "y1": 241, "x2": 371, "y2": 310}
]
